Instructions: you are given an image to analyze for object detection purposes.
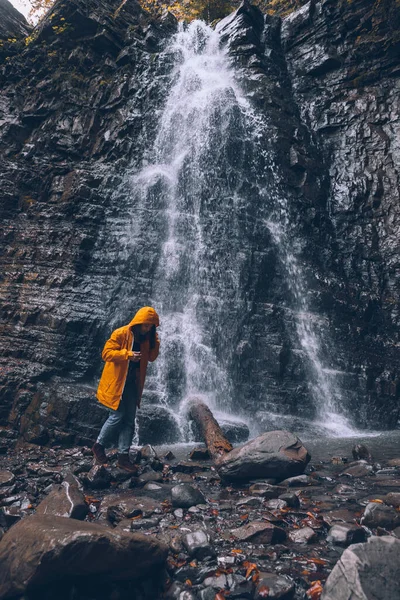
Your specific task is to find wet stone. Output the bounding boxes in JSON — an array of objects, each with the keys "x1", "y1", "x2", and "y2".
[
  {"x1": 289, "y1": 526, "x2": 317, "y2": 544},
  {"x1": 231, "y1": 521, "x2": 286, "y2": 544},
  {"x1": 361, "y1": 502, "x2": 400, "y2": 530},
  {"x1": 384, "y1": 492, "x2": 400, "y2": 508},
  {"x1": 280, "y1": 475, "x2": 311, "y2": 487},
  {"x1": 139, "y1": 445, "x2": 158, "y2": 461},
  {"x1": 237, "y1": 496, "x2": 264, "y2": 508},
  {"x1": 265, "y1": 499, "x2": 288, "y2": 510},
  {"x1": 255, "y1": 572, "x2": 295, "y2": 600},
  {"x1": 130, "y1": 516, "x2": 161, "y2": 530},
  {"x1": 174, "y1": 508, "x2": 184, "y2": 519},
  {"x1": 0, "y1": 471, "x2": 15, "y2": 488},
  {"x1": 326, "y1": 523, "x2": 367, "y2": 546},
  {"x1": 340, "y1": 461, "x2": 374, "y2": 478},
  {"x1": 278, "y1": 492, "x2": 300, "y2": 508},
  {"x1": 249, "y1": 483, "x2": 286, "y2": 498},
  {"x1": 171, "y1": 484, "x2": 206, "y2": 508},
  {"x1": 322, "y1": 508, "x2": 357, "y2": 526},
  {"x1": 172, "y1": 462, "x2": 210, "y2": 474},
  {"x1": 83, "y1": 465, "x2": 111, "y2": 489},
  {"x1": 182, "y1": 529, "x2": 214, "y2": 559},
  {"x1": 175, "y1": 563, "x2": 216, "y2": 585},
  {"x1": 189, "y1": 447, "x2": 210, "y2": 460},
  {"x1": 0, "y1": 506, "x2": 22, "y2": 528}
]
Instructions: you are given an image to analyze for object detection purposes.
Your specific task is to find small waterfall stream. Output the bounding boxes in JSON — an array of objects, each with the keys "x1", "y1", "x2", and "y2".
[{"x1": 125, "y1": 20, "x2": 360, "y2": 438}]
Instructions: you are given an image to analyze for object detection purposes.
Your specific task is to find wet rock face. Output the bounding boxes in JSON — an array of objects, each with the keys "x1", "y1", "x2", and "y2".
[
  {"x1": 0, "y1": 0, "x2": 31, "y2": 40},
  {"x1": 0, "y1": 0, "x2": 399, "y2": 440}
]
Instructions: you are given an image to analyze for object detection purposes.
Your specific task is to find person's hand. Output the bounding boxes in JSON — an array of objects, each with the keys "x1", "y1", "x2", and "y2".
[{"x1": 129, "y1": 352, "x2": 141, "y2": 362}]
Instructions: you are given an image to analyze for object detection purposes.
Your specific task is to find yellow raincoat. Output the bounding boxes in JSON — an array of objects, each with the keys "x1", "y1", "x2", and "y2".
[{"x1": 96, "y1": 306, "x2": 160, "y2": 410}]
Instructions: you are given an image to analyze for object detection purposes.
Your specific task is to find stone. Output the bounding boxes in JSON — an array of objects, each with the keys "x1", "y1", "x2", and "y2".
[
  {"x1": 99, "y1": 492, "x2": 162, "y2": 523},
  {"x1": 35, "y1": 472, "x2": 87, "y2": 520},
  {"x1": 278, "y1": 493, "x2": 300, "y2": 508},
  {"x1": 82, "y1": 465, "x2": 111, "y2": 489},
  {"x1": 265, "y1": 499, "x2": 288, "y2": 510},
  {"x1": 289, "y1": 526, "x2": 317, "y2": 544},
  {"x1": 326, "y1": 523, "x2": 368, "y2": 546},
  {"x1": 171, "y1": 484, "x2": 206, "y2": 508},
  {"x1": 361, "y1": 502, "x2": 400, "y2": 530},
  {"x1": 0, "y1": 515, "x2": 168, "y2": 599},
  {"x1": 137, "y1": 405, "x2": 181, "y2": 445},
  {"x1": 340, "y1": 461, "x2": 374, "y2": 478},
  {"x1": 230, "y1": 521, "x2": 286, "y2": 544},
  {"x1": 280, "y1": 474, "x2": 311, "y2": 487},
  {"x1": 255, "y1": 572, "x2": 295, "y2": 600},
  {"x1": 0, "y1": 472, "x2": 15, "y2": 488},
  {"x1": 220, "y1": 419, "x2": 250, "y2": 444},
  {"x1": 384, "y1": 492, "x2": 400, "y2": 508},
  {"x1": 216, "y1": 431, "x2": 310, "y2": 482},
  {"x1": 352, "y1": 444, "x2": 373, "y2": 462},
  {"x1": 321, "y1": 536, "x2": 400, "y2": 600},
  {"x1": 182, "y1": 530, "x2": 214, "y2": 559},
  {"x1": 189, "y1": 447, "x2": 210, "y2": 460},
  {"x1": 237, "y1": 496, "x2": 264, "y2": 508},
  {"x1": 249, "y1": 483, "x2": 286, "y2": 498}
]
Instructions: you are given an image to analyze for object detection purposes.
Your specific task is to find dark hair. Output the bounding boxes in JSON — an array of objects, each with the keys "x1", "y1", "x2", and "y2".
[
  {"x1": 132, "y1": 324, "x2": 156, "y2": 349},
  {"x1": 149, "y1": 325, "x2": 156, "y2": 349}
]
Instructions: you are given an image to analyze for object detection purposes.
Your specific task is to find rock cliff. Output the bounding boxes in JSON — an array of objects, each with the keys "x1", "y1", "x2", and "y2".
[{"x1": 0, "y1": 0, "x2": 399, "y2": 445}]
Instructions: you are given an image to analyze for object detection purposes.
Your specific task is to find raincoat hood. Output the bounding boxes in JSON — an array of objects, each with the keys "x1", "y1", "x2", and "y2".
[{"x1": 129, "y1": 306, "x2": 159, "y2": 328}]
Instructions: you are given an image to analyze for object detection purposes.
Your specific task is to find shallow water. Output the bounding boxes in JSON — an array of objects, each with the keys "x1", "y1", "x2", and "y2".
[{"x1": 156, "y1": 429, "x2": 400, "y2": 463}]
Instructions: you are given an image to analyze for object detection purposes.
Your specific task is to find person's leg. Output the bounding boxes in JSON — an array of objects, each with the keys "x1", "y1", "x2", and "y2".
[
  {"x1": 117, "y1": 393, "x2": 137, "y2": 454},
  {"x1": 97, "y1": 408, "x2": 123, "y2": 449}
]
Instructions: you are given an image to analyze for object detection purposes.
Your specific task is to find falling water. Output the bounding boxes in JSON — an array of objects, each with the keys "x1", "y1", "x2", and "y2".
[{"x1": 126, "y1": 20, "x2": 360, "y2": 438}]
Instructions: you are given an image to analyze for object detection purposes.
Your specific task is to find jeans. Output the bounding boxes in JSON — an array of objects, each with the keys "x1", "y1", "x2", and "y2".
[{"x1": 97, "y1": 386, "x2": 137, "y2": 454}]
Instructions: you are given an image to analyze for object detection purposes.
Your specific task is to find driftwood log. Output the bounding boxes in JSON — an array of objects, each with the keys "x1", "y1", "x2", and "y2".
[{"x1": 188, "y1": 398, "x2": 232, "y2": 460}]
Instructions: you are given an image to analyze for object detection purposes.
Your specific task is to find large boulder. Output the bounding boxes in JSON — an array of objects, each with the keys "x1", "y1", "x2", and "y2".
[
  {"x1": 216, "y1": 430, "x2": 310, "y2": 482},
  {"x1": 321, "y1": 536, "x2": 400, "y2": 600},
  {"x1": 138, "y1": 405, "x2": 182, "y2": 445},
  {"x1": 0, "y1": 514, "x2": 168, "y2": 599}
]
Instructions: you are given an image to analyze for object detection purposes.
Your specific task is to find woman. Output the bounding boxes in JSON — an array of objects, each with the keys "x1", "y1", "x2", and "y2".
[{"x1": 92, "y1": 306, "x2": 160, "y2": 472}]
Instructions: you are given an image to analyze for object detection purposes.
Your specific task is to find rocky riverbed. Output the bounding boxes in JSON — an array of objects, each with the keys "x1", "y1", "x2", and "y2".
[{"x1": 0, "y1": 434, "x2": 399, "y2": 600}]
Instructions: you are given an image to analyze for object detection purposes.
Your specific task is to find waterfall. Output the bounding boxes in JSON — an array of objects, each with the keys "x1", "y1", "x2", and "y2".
[{"x1": 124, "y1": 20, "x2": 360, "y2": 438}]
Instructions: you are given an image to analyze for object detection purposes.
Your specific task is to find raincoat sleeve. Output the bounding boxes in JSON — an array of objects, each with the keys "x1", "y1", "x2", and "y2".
[
  {"x1": 148, "y1": 333, "x2": 160, "y2": 362},
  {"x1": 102, "y1": 329, "x2": 132, "y2": 363}
]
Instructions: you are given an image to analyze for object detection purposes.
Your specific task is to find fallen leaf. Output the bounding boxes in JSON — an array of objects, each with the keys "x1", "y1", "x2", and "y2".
[
  {"x1": 257, "y1": 585, "x2": 270, "y2": 598},
  {"x1": 130, "y1": 513, "x2": 143, "y2": 520},
  {"x1": 215, "y1": 593, "x2": 226, "y2": 600},
  {"x1": 231, "y1": 549, "x2": 243, "y2": 554},
  {"x1": 189, "y1": 561, "x2": 197, "y2": 567},
  {"x1": 370, "y1": 499, "x2": 384, "y2": 503},
  {"x1": 244, "y1": 562, "x2": 258, "y2": 579},
  {"x1": 306, "y1": 580, "x2": 323, "y2": 600},
  {"x1": 240, "y1": 514, "x2": 249, "y2": 520},
  {"x1": 185, "y1": 579, "x2": 192, "y2": 586}
]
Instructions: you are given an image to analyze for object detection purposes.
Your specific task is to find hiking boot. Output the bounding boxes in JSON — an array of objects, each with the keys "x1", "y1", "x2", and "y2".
[
  {"x1": 117, "y1": 453, "x2": 138, "y2": 473},
  {"x1": 92, "y1": 442, "x2": 107, "y2": 465}
]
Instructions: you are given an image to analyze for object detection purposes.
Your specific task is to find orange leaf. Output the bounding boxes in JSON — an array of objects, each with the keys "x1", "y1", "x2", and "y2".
[
  {"x1": 240, "y1": 514, "x2": 248, "y2": 520},
  {"x1": 215, "y1": 594, "x2": 226, "y2": 600},
  {"x1": 231, "y1": 549, "x2": 243, "y2": 554},
  {"x1": 370, "y1": 499, "x2": 384, "y2": 503},
  {"x1": 252, "y1": 572, "x2": 260, "y2": 583},
  {"x1": 307, "y1": 558, "x2": 328, "y2": 566},
  {"x1": 185, "y1": 579, "x2": 192, "y2": 586},
  {"x1": 245, "y1": 562, "x2": 258, "y2": 578},
  {"x1": 306, "y1": 580, "x2": 323, "y2": 600},
  {"x1": 189, "y1": 561, "x2": 197, "y2": 567},
  {"x1": 130, "y1": 513, "x2": 143, "y2": 520},
  {"x1": 258, "y1": 585, "x2": 270, "y2": 598}
]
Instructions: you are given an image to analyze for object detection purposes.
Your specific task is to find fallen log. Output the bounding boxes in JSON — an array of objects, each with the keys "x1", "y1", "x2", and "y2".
[{"x1": 188, "y1": 398, "x2": 233, "y2": 460}]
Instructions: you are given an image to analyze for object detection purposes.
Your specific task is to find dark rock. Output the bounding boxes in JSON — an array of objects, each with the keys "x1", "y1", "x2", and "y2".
[
  {"x1": 352, "y1": 444, "x2": 373, "y2": 462},
  {"x1": 278, "y1": 492, "x2": 300, "y2": 508},
  {"x1": 340, "y1": 461, "x2": 374, "y2": 478},
  {"x1": 139, "y1": 445, "x2": 159, "y2": 461},
  {"x1": 230, "y1": 521, "x2": 286, "y2": 544},
  {"x1": 385, "y1": 493, "x2": 400, "y2": 508},
  {"x1": 138, "y1": 405, "x2": 181, "y2": 445},
  {"x1": 171, "y1": 484, "x2": 206, "y2": 508},
  {"x1": 220, "y1": 419, "x2": 250, "y2": 444},
  {"x1": 361, "y1": 502, "x2": 400, "y2": 530},
  {"x1": 321, "y1": 536, "x2": 400, "y2": 600},
  {"x1": 0, "y1": 506, "x2": 22, "y2": 528},
  {"x1": 249, "y1": 483, "x2": 286, "y2": 498},
  {"x1": 216, "y1": 431, "x2": 310, "y2": 482},
  {"x1": 172, "y1": 462, "x2": 210, "y2": 474},
  {"x1": 99, "y1": 492, "x2": 162, "y2": 523},
  {"x1": 0, "y1": 514, "x2": 168, "y2": 599},
  {"x1": 0, "y1": 0, "x2": 31, "y2": 39},
  {"x1": 0, "y1": 471, "x2": 15, "y2": 487},
  {"x1": 280, "y1": 474, "x2": 311, "y2": 487},
  {"x1": 255, "y1": 572, "x2": 295, "y2": 600},
  {"x1": 326, "y1": 523, "x2": 368, "y2": 546},
  {"x1": 265, "y1": 499, "x2": 288, "y2": 510},
  {"x1": 82, "y1": 465, "x2": 111, "y2": 489},
  {"x1": 182, "y1": 529, "x2": 214, "y2": 559},
  {"x1": 237, "y1": 496, "x2": 264, "y2": 508},
  {"x1": 36, "y1": 472, "x2": 87, "y2": 520},
  {"x1": 289, "y1": 526, "x2": 317, "y2": 544},
  {"x1": 189, "y1": 447, "x2": 210, "y2": 461}
]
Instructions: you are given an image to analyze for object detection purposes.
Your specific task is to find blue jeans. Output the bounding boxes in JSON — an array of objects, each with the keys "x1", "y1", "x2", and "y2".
[{"x1": 97, "y1": 387, "x2": 137, "y2": 454}]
